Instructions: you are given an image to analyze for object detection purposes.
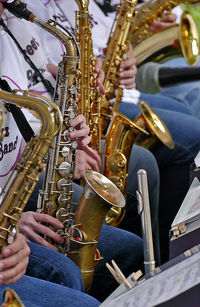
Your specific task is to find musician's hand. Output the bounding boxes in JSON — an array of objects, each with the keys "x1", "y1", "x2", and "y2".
[
  {"x1": 18, "y1": 212, "x2": 64, "y2": 251},
  {"x1": 95, "y1": 57, "x2": 106, "y2": 94},
  {"x1": 119, "y1": 45, "x2": 137, "y2": 89},
  {"x1": 150, "y1": 14, "x2": 177, "y2": 32},
  {"x1": 0, "y1": 233, "x2": 30, "y2": 285},
  {"x1": 74, "y1": 148, "x2": 101, "y2": 179},
  {"x1": 69, "y1": 114, "x2": 91, "y2": 148}
]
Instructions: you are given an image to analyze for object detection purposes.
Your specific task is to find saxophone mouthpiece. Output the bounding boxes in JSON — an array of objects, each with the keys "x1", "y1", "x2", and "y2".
[{"x1": 3, "y1": 0, "x2": 35, "y2": 22}]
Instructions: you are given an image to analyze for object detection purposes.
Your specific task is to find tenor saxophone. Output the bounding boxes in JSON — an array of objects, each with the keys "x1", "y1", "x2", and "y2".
[
  {"x1": 101, "y1": 0, "x2": 174, "y2": 226},
  {"x1": 129, "y1": 0, "x2": 200, "y2": 49},
  {"x1": 133, "y1": 11, "x2": 199, "y2": 66},
  {"x1": 3, "y1": 0, "x2": 126, "y2": 292}
]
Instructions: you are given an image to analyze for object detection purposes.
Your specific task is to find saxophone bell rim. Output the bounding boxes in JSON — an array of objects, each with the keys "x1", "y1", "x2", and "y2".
[
  {"x1": 139, "y1": 100, "x2": 175, "y2": 149},
  {"x1": 84, "y1": 170, "x2": 125, "y2": 208}
]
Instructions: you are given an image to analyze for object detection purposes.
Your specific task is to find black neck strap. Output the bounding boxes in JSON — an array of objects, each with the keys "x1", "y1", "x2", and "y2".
[
  {"x1": 0, "y1": 78, "x2": 35, "y2": 143},
  {"x1": 0, "y1": 18, "x2": 55, "y2": 96}
]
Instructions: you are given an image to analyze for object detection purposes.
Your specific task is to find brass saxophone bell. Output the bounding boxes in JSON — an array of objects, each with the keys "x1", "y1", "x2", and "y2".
[
  {"x1": 180, "y1": 11, "x2": 199, "y2": 66},
  {"x1": 133, "y1": 11, "x2": 200, "y2": 67},
  {"x1": 68, "y1": 169, "x2": 125, "y2": 292},
  {"x1": 134, "y1": 100, "x2": 175, "y2": 150}
]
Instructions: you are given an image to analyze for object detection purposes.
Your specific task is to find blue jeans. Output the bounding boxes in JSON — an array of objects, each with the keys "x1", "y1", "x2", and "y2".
[
  {"x1": 119, "y1": 100, "x2": 200, "y2": 263},
  {"x1": 157, "y1": 57, "x2": 200, "y2": 119},
  {"x1": 24, "y1": 187, "x2": 144, "y2": 302},
  {"x1": 0, "y1": 276, "x2": 99, "y2": 307},
  {"x1": 24, "y1": 226, "x2": 142, "y2": 303}
]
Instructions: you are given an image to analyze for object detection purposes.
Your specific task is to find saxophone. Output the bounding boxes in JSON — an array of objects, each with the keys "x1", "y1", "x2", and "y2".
[
  {"x1": 0, "y1": 88, "x2": 61, "y2": 307},
  {"x1": 1, "y1": 288, "x2": 25, "y2": 307},
  {"x1": 101, "y1": 0, "x2": 174, "y2": 226},
  {"x1": 0, "y1": 88, "x2": 61, "y2": 249},
  {"x1": 75, "y1": 0, "x2": 103, "y2": 155},
  {"x1": 3, "y1": 1, "x2": 126, "y2": 292},
  {"x1": 102, "y1": 0, "x2": 137, "y2": 102},
  {"x1": 133, "y1": 10, "x2": 199, "y2": 66},
  {"x1": 129, "y1": 0, "x2": 200, "y2": 49}
]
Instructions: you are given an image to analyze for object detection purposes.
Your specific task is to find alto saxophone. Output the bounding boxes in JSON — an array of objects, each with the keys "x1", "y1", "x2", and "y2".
[
  {"x1": 75, "y1": 0, "x2": 103, "y2": 155},
  {"x1": 3, "y1": 1, "x2": 126, "y2": 292}
]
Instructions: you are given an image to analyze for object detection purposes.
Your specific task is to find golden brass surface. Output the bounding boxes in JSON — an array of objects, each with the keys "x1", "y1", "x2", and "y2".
[
  {"x1": 133, "y1": 11, "x2": 199, "y2": 66},
  {"x1": 0, "y1": 89, "x2": 61, "y2": 248},
  {"x1": 68, "y1": 170, "x2": 125, "y2": 291},
  {"x1": 1, "y1": 288, "x2": 25, "y2": 307},
  {"x1": 75, "y1": 0, "x2": 103, "y2": 155},
  {"x1": 134, "y1": 100, "x2": 175, "y2": 150},
  {"x1": 129, "y1": 0, "x2": 200, "y2": 49}
]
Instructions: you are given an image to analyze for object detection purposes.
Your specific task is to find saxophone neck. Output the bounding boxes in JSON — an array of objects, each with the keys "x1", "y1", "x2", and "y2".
[{"x1": 75, "y1": 0, "x2": 89, "y2": 13}]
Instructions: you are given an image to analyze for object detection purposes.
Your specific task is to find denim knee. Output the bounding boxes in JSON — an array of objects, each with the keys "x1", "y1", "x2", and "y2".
[{"x1": 27, "y1": 242, "x2": 84, "y2": 291}]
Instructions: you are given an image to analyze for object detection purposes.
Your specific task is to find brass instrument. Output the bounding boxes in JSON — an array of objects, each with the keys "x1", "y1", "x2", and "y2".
[
  {"x1": 129, "y1": 0, "x2": 200, "y2": 49},
  {"x1": 104, "y1": 92, "x2": 174, "y2": 226},
  {"x1": 75, "y1": 0, "x2": 102, "y2": 154},
  {"x1": 0, "y1": 89, "x2": 61, "y2": 307},
  {"x1": 134, "y1": 100, "x2": 175, "y2": 150},
  {"x1": 1, "y1": 288, "x2": 24, "y2": 307},
  {"x1": 3, "y1": 0, "x2": 80, "y2": 251},
  {"x1": 102, "y1": 0, "x2": 138, "y2": 101},
  {"x1": 133, "y1": 11, "x2": 199, "y2": 66},
  {"x1": 100, "y1": 0, "x2": 175, "y2": 226},
  {"x1": 104, "y1": 87, "x2": 149, "y2": 226},
  {"x1": 0, "y1": 88, "x2": 61, "y2": 248},
  {"x1": 67, "y1": 170, "x2": 125, "y2": 292},
  {"x1": 3, "y1": 1, "x2": 126, "y2": 291},
  {"x1": 136, "y1": 169, "x2": 155, "y2": 274}
]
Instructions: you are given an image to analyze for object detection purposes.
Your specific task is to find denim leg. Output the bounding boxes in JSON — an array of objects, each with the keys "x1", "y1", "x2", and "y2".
[
  {"x1": 140, "y1": 92, "x2": 192, "y2": 115},
  {"x1": 159, "y1": 57, "x2": 200, "y2": 119},
  {"x1": 119, "y1": 103, "x2": 200, "y2": 164},
  {"x1": 26, "y1": 241, "x2": 84, "y2": 291},
  {"x1": 119, "y1": 102, "x2": 200, "y2": 263},
  {"x1": 0, "y1": 276, "x2": 100, "y2": 307},
  {"x1": 90, "y1": 224, "x2": 143, "y2": 302}
]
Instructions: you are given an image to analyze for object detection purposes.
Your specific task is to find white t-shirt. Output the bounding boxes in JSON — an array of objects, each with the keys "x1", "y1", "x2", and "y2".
[
  {"x1": 2, "y1": 10, "x2": 56, "y2": 100},
  {"x1": 0, "y1": 30, "x2": 32, "y2": 196},
  {"x1": 24, "y1": 0, "x2": 140, "y2": 103}
]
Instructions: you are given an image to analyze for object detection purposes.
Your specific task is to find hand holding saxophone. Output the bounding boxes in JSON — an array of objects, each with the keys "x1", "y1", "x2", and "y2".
[
  {"x1": 150, "y1": 13, "x2": 177, "y2": 32},
  {"x1": 18, "y1": 212, "x2": 64, "y2": 251},
  {"x1": 95, "y1": 57, "x2": 106, "y2": 94},
  {"x1": 70, "y1": 114, "x2": 91, "y2": 148},
  {"x1": 0, "y1": 234, "x2": 30, "y2": 285},
  {"x1": 74, "y1": 149, "x2": 101, "y2": 179},
  {"x1": 119, "y1": 45, "x2": 137, "y2": 89}
]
